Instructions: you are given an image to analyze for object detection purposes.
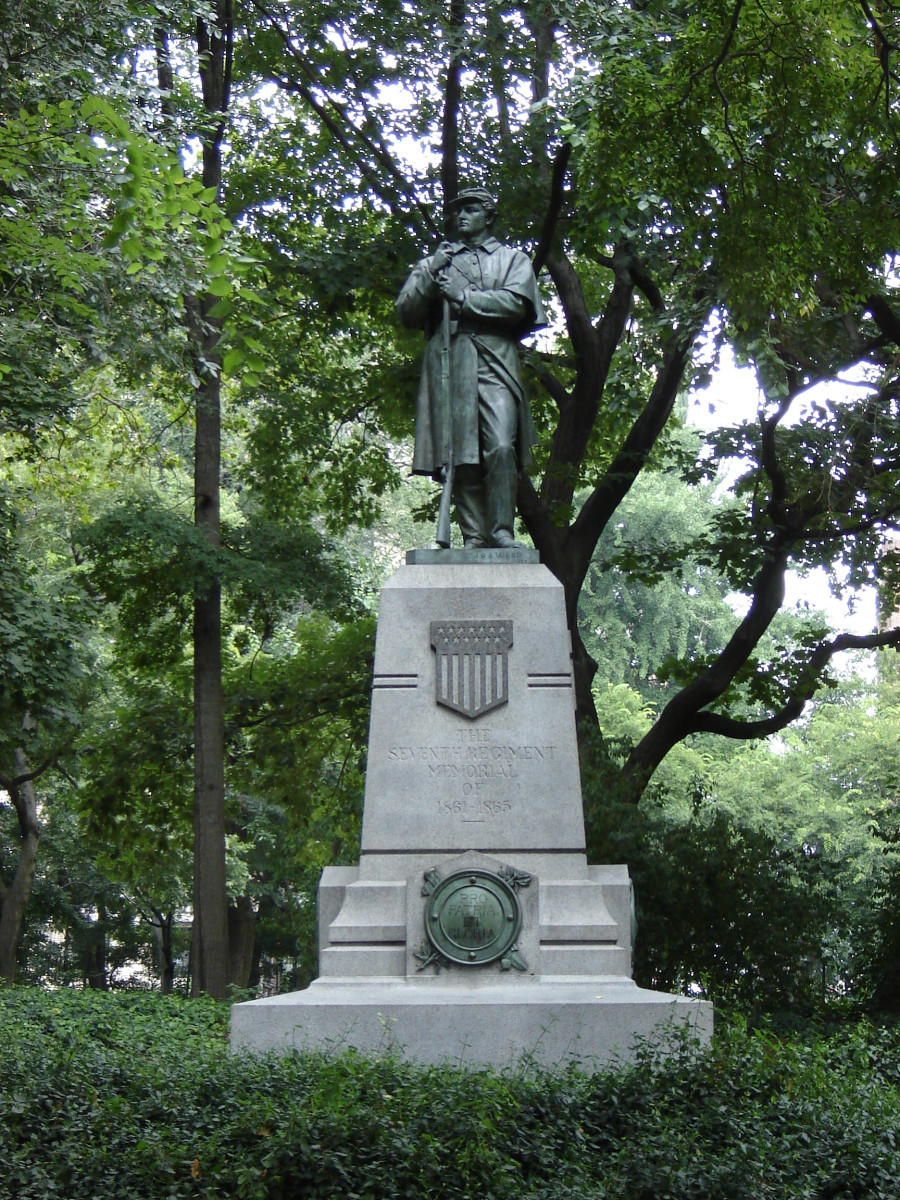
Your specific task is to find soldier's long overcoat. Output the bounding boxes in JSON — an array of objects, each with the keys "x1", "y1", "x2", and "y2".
[{"x1": 396, "y1": 237, "x2": 545, "y2": 476}]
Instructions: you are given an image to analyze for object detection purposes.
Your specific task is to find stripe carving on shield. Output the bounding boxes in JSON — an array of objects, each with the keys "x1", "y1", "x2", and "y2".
[{"x1": 430, "y1": 620, "x2": 513, "y2": 719}]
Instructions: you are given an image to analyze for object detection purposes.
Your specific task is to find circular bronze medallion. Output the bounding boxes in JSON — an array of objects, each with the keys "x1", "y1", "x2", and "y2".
[{"x1": 424, "y1": 869, "x2": 522, "y2": 966}]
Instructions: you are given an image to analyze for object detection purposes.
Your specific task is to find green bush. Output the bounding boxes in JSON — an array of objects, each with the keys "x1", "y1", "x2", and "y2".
[
  {"x1": 580, "y1": 751, "x2": 836, "y2": 1016},
  {"x1": 1, "y1": 989, "x2": 899, "y2": 1199}
]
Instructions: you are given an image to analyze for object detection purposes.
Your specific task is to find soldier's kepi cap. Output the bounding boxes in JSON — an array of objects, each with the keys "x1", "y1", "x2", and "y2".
[{"x1": 445, "y1": 187, "x2": 496, "y2": 213}]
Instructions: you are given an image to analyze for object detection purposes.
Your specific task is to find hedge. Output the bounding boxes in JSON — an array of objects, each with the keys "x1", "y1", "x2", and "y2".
[{"x1": 1, "y1": 988, "x2": 898, "y2": 1199}]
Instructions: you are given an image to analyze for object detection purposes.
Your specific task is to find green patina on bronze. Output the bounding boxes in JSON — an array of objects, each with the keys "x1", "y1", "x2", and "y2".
[
  {"x1": 396, "y1": 189, "x2": 546, "y2": 551},
  {"x1": 422, "y1": 868, "x2": 523, "y2": 967}
]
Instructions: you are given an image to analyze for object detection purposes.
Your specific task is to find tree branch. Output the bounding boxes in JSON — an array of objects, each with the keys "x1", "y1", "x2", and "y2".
[
  {"x1": 594, "y1": 246, "x2": 640, "y2": 371},
  {"x1": 532, "y1": 142, "x2": 571, "y2": 276},
  {"x1": 247, "y1": 0, "x2": 438, "y2": 237},
  {"x1": 545, "y1": 250, "x2": 598, "y2": 360},
  {"x1": 621, "y1": 371, "x2": 900, "y2": 785},
  {"x1": 517, "y1": 471, "x2": 567, "y2": 578},
  {"x1": 856, "y1": 0, "x2": 898, "y2": 113},
  {"x1": 195, "y1": 1, "x2": 234, "y2": 154},
  {"x1": 0, "y1": 749, "x2": 62, "y2": 795},
  {"x1": 867, "y1": 293, "x2": 900, "y2": 343},
  {"x1": 626, "y1": 257, "x2": 665, "y2": 312},
  {"x1": 529, "y1": 3, "x2": 556, "y2": 105},
  {"x1": 569, "y1": 330, "x2": 697, "y2": 579},
  {"x1": 700, "y1": 0, "x2": 747, "y2": 81},
  {"x1": 153, "y1": 26, "x2": 175, "y2": 119},
  {"x1": 691, "y1": 628, "x2": 900, "y2": 740},
  {"x1": 800, "y1": 505, "x2": 900, "y2": 545},
  {"x1": 527, "y1": 354, "x2": 571, "y2": 415},
  {"x1": 760, "y1": 394, "x2": 793, "y2": 519},
  {"x1": 621, "y1": 528, "x2": 795, "y2": 796},
  {"x1": 487, "y1": 7, "x2": 511, "y2": 145},
  {"x1": 683, "y1": 0, "x2": 747, "y2": 167},
  {"x1": 538, "y1": 251, "x2": 637, "y2": 518}
]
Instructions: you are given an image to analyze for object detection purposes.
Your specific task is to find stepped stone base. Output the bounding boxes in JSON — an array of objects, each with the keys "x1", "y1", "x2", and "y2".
[{"x1": 230, "y1": 979, "x2": 710, "y2": 1069}]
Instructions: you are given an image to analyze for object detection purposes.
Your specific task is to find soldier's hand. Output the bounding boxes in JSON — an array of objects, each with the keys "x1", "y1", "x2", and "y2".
[
  {"x1": 437, "y1": 276, "x2": 466, "y2": 309},
  {"x1": 430, "y1": 242, "x2": 454, "y2": 274}
]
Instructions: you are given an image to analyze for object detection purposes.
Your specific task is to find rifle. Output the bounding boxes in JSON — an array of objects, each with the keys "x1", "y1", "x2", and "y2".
[{"x1": 435, "y1": 295, "x2": 454, "y2": 548}]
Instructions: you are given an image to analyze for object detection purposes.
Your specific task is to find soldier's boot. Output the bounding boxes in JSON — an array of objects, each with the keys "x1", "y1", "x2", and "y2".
[
  {"x1": 484, "y1": 445, "x2": 521, "y2": 548},
  {"x1": 453, "y1": 465, "x2": 490, "y2": 548}
]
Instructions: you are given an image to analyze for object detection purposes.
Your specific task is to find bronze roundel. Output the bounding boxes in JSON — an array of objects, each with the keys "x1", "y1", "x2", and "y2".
[{"x1": 423, "y1": 869, "x2": 522, "y2": 966}]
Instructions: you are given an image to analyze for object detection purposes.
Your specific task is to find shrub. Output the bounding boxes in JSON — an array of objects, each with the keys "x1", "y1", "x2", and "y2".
[{"x1": 1, "y1": 989, "x2": 898, "y2": 1199}]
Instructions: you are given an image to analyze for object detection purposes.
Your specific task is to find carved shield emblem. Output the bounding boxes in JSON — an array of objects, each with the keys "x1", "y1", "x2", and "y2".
[{"x1": 430, "y1": 620, "x2": 512, "y2": 719}]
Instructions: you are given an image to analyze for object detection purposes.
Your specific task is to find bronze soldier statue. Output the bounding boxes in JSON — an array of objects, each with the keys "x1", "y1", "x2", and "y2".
[{"x1": 396, "y1": 189, "x2": 546, "y2": 549}]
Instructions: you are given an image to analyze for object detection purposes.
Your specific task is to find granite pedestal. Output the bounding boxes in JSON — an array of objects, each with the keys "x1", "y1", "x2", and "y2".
[{"x1": 231, "y1": 555, "x2": 712, "y2": 1068}]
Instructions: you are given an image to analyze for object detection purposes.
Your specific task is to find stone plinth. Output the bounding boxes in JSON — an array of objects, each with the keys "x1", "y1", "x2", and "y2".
[
  {"x1": 231, "y1": 559, "x2": 713, "y2": 1068},
  {"x1": 230, "y1": 979, "x2": 709, "y2": 1070}
]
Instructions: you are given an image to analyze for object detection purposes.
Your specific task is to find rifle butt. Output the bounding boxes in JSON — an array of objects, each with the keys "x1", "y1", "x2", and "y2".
[{"x1": 435, "y1": 460, "x2": 454, "y2": 548}]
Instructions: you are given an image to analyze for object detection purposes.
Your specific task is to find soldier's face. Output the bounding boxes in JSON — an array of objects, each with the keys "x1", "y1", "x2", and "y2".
[{"x1": 455, "y1": 201, "x2": 489, "y2": 242}]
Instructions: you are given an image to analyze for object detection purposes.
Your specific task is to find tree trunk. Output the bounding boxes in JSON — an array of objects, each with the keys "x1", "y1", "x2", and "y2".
[
  {"x1": 192, "y1": 356, "x2": 229, "y2": 999},
  {"x1": 83, "y1": 906, "x2": 109, "y2": 991},
  {"x1": 227, "y1": 894, "x2": 256, "y2": 990},
  {"x1": 0, "y1": 749, "x2": 41, "y2": 985},
  {"x1": 189, "y1": 6, "x2": 233, "y2": 1001},
  {"x1": 153, "y1": 912, "x2": 176, "y2": 995}
]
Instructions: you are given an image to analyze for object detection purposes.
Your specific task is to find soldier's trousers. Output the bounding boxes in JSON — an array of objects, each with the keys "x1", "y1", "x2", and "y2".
[{"x1": 454, "y1": 380, "x2": 519, "y2": 548}]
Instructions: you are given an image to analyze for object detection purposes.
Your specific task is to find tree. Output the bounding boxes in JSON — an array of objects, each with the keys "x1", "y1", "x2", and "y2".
[
  {"x1": 551, "y1": 0, "x2": 900, "y2": 795},
  {"x1": 710, "y1": 665, "x2": 900, "y2": 1008},
  {"x1": 139, "y1": 2, "x2": 410, "y2": 997},
  {"x1": 0, "y1": 0, "x2": 215, "y2": 442},
  {"x1": 0, "y1": 490, "x2": 90, "y2": 983},
  {"x1": 581, "y1": 653, "x2": 900, "y2": 1011},
  {"x1": 0, "y1": 0, "x2": 240, "y2": 990},
  {"x1": 241, "y1": 0, "x2": 900, "y2": 803},
  {"x1": 577, "y1": 465, "x2": 749, "y2": 700},
  {"x1": 182, "y1": 1, "x2": 235, "y2": 1002}
]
